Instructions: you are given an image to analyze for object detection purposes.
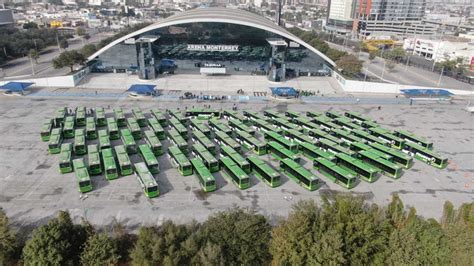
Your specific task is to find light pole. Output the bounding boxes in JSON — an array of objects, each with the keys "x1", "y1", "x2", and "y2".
[
  {"x1": 381, "y1": 60, "x2": 386, "y2": 79},
  {"x1": 29, "y1": 55, "x2": 35, "y2": 76},
  {"x1": 437, "y1": 66, "x2": 444, "y2": 87}
]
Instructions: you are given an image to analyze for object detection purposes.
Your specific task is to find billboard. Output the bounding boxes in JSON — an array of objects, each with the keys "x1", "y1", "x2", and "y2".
[{"x1": 187, "y1": 44, "x2": 239, "y2": 52}]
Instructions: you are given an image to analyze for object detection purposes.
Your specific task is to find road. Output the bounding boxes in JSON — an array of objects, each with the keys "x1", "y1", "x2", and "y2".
[
  {"x1": 327, "y1": 42, "x2": 474, "y2": 90},
  {"x1": 0, "y1": 31, "x2": 112, "y2": 79}
]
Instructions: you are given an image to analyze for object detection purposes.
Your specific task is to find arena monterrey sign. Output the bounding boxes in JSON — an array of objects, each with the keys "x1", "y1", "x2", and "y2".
[{"x1": 187, "y1": 44, "x2": 239, "y2": 52}]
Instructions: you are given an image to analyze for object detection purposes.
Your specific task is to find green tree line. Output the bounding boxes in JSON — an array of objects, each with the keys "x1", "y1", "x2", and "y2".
[
  {"x1": 1, "y1": 195, "x2": 472, "y2": 265},
  {"x1": 288, "y1": 28, "x2": 363, "y2": 77},
  {"x1": 0, "y1": 27, "x2": 71, "y2": 65}
]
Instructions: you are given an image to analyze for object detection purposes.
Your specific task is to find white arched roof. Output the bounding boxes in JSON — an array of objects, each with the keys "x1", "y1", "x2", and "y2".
[{"x1": 88, "y1": 8, "x2": 336, "y2": 67}]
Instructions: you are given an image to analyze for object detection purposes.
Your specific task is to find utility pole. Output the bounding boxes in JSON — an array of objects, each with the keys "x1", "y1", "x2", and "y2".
[
  {"x1": 29, "y1": 55, "x2": 35, "y2": 76},
  {"x1": 437, "y1": 66, "x2": 444, "y2": 87},
  {"x1": 56, "y1": 32, "x2": 61, "y2": 51},
  {"x1": 381, "y1": 60, "x2": 386, "y2": 79}
]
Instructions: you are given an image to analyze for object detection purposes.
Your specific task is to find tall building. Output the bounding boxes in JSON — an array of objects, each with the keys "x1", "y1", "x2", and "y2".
[
  {"x1": 325, "y1": 0, "x2": 356, "y2": 36},
  {"x1": 354, "y1": 0, "x2": 435, "y2": 39}
]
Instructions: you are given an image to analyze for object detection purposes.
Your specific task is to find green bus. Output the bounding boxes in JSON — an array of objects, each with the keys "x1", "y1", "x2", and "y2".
[
  {"x1": 168, "y1": 146, "x2": 193, "y2": 176},
  {"x1": 72, "y1": 159, "x2": 92, "y2": 193},
  {"x1": 351, "y1": 129, "x2": 386, "y2": 145},
  {"x1": 120, "y1": 128, "x2": 137, "y2": 154},
  {"x1": 243, "y1": 110, "x2": 266, "y2": 121},
  {"x1": 335, "y1": 153, "x2": 379, "y2": 183},
  {"x1": 169, "y1": 110, "x2": 189, "y2": 125},
  {"x1": 247, "y1": 155, "x2": 280, "y2": 187},
  {"x1": 330, "y1": 128, "x2": 365, "y2": 145},
  {"x1": 220, "y1": 156, "x2": 250, "y2": 190},
  {"x1": 168, "y1": 128, "x2": 189, "y2": 155},
  {"x1": 284, "y1": 128, "x2": 315, "y2": 144},
  {"x1": 234, "y1": 130, "x2": 267, "y2": 155},
  {"x1": 358, "y1": 150, "x2": 402, "y2": 178},
  {"x1": 309, "y1": 128, "x2": 344, "y2": 144},
  {"x1": 402, "y1": 142, "x2": 448, "y2": 169},
  {"x1": 192, "y1": 143, "x2": 219, "y2": 172},
  {"x1": 208, "y1": 119, "x2": 232, "y2": 135},
  {"x1": 333, "y1": 117, "x2": 362, "y2": 131},
  {"x1": 298, "y1": 142, "x2": 335, "y2": 161},
  {"x1": 85, "y1": 117, "x2": 97, "y2": 140},
  {"x1": 349, "y1": 142, "x2": 394, "y2": 161},
  {"x1": 75, "y1": 106, "x2": 86, "y2": 127},
  {"x1": 107, "y1": 117, "x2": 120, "y2": 140},
  {"x1": 271, "y1": 117, "x2": 302, "y2": 132},
  {"x1": 73, "y1": 129, "x2": 87, "y2": 155},
  {"x1": 40, "y1": 118, "x2": 54, "y2": 141},
  {"x1": 316, "y1": 138, "x2": 356, "y2": 156},
  {"x1": 59, "y1": 143, "x2": 73, "y2": 174},
  {"x1": 114, "y1": 108, "x2": 127, "y2": 127},
  {"x1": 48, "y1": 128, "x2": 63, "y2": 154},
  {"x1": 325, "y1": 111, "x2": 343, "y2": 119},
  {"x1": 189, "y1": 119, "x2": 212, "y2": 137},
  {"x1": 134, "y1": 162, "x2": 159, "y2": 198},
  {"x1": 138, "y1": 144, "x2": 160, "y2": 174},
  {"x1": 267, "y1": 141, "x2": 300, "y2": 162},
  {"x1": 228, "y1": 119, "x2": 256, "y2": 135},
  {"x1": 285, "y1": 111, "x2": 301, "y2": 118},
  {"x1": 220, "y1": 145, "x2": 251, "y2": 174},
  {"x1": 144, "y1": 130, "x2": 163, "y2": 156},
  {"x1": 280, "y1": 158, "x2": 319, "y2": 191},
  {"x1": 102, "y1": 148, "x2": 118, "y2": 180},
  {"x1": 252, "y1": 118, "x2": 283, "y2": 134},
  {"x1": 63, "y1": 116, "x2": 75, "y2": 138},
  {"x1": 394, "y1": 129, "x2": 433, "y2": 150},
  {"x1": 311, "y1": 115, "x2": 341, "y2": 131},
  {"x1": 223, "y1": 110, "x2": 249, "y2": 125},
  {"x1": 169, "y1": 117, "x2": 188, "y2": 140},
  {"x1": 314, "y1": 157, "x2": 358, "y2": 189},
  {"x1": 263, "y1": 110, "x2": 286, "y2": 120},
  {"x1": 306, "y1": 111, "x2": 322, "y2": 118},
  {"x1": 88, "y1": 144, "x2": 102, "y2": 175},
  {"x1": 98, "y1": 129, "x2": 111, "y2": 151},
  {"x1": 95, "y1": 107, "x2": 106, "y2": 127},
  {"x1": 185, "y1": 108, "x2": 221, "y2": 119},
  {"x1": 191, "y1": 130, "x2": 216, "y2": 155},
  {"x1": 127, "y1": 118, "x2": 142, "y2": 140},
  {"x1": 368, "y1": 127, "x2": 405, "y2": 149},
  {"x1": 151, "y1": 109, "x2": 167, "y2": 126},
  {"x1": 132, "y1": 107, "x2": 147, "y2": 127},
  {"x1": 361, "y1": 120, "x2": 379, "y2": 129},
  {"x1": 191, "y1": 158, "x2": 216, "y2": 192},
  {"x1": 264, "y1": 131, "x2": 298, "y2": 153},
  {"x1": 114, "y1": 145, "x2": 133, "y2": 176},
  {"x1": 370, "y1": 142, "x2": 413, "y2": 169},
  {"x1": 344, "y1": 111, "x2": 370, "y2": 124},
  {"x1": 292, "y1": 116, "x2": 320, "y2": 132},
  {"x1": 214, "y1": 131, "x2": 241, "y2": 152},
  {"x1": 54, "y1": 107, "x2": 67, "y2": 125},
  {"x1": 148, "y1": 118, "x2": 165, "y2": 140}
]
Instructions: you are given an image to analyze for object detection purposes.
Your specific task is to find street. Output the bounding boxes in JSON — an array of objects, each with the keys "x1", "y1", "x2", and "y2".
[
  {"x1": 327, "y1": 42, "x2": 474, "y2": 90},
  {"x1": 0, "y1": 31, "x2": 112, "y2": 79}
]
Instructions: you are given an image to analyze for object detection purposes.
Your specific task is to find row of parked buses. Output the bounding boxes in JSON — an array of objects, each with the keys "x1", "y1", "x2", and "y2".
[{"x1": 41, "y1": 107, "x2": 447, "y2": 197}]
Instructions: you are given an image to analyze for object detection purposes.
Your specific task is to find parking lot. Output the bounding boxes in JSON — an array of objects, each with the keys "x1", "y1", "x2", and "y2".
[{"x1": 0, "y1": 94, "x2": 472, "y2": 230}]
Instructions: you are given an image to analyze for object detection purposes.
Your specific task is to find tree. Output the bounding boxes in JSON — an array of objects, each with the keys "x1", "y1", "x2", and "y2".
[
  {"x1": 76, "y1": 27, "x2": 86, "y2": 37},
  {"x1": 386, "y1": 60, "x2": 396, "y2": 72},
  {"x1": 22, "y1": 211, "x2": 90, "y2": 265},
  {"x1": 52, "y1": 50, "x2": 85, "y2": 72},
  {"x1": 369, "y1": 51, "x2": 377, "y2": 61},
  {"x1": 81, "y1": 233, "x2": 120, "y2": 266},
  {"x1": 309, "y1": 38, "x2": 329, "y2": 54},
  {"x1": 336, "y1": 54, "x2": 363, "y2": 77},
  {"x1": 197, "y1": 208, "x2": 272, "y2": 265},
  {"x1": 23, "y1": 22, "x2": 38, "y2": 30},
  {"x1": 80, "y1": 44, "x2": 97, "y2": 57},
  {"x1": 59, "y1": 39, "x2": 68, "y2": 50},
  {"x1": 29, "y1": 49, "x2": 39, "y2": 63},
  {"x1": 48, "y1": 0, "x2": 63, "y2": 5},
  {"x1": 326, "y1": 48, "x2": 347, "y2": 62},
  {"x1": 0, "y1": 209, "x2": 17, "y2": 265},
  {"x1": 83, "y1": 33, "x2": 90, "y2": 42},
  {"x1": 385, "y1": 47, "x2": 406, "y2": 62}
]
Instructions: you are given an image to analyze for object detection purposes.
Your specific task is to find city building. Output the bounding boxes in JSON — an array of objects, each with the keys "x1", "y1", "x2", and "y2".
[
  {"x1": 325, "y1": 0, "x2": 355, "y2": 36},
  {"x1": 0, "y1": 9, "x2": 14, "y2": 28},
  {"x1": 87, "y1": 8, "x2": 335, "y2": 82},
  {"x1": 353, "y1": 0, "x2": 436, "y2": 39},
  {"x1": 403, "y1": 37, "x2": 474, "y2": 65}
]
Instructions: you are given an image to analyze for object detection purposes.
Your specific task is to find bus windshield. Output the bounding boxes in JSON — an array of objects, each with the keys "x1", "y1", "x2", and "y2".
[
  {"x1": 206, "y1": 180, "x2": 216, "y2": 187},
  {"x1": 106, "y1": 169, "x2": 116, "y2": 175},
  {"x1": 59, "y1": 162, "x2": 70, "y2": 168},
  {"x1": 147, "y1": 186, "x2": 158, "y2": 192},
  {"x1": 79, "y1": 181, "x2": 91, "y2": 187},
  {"x1": 49, "y1": 144, "x2": 58, "y2": 149}
]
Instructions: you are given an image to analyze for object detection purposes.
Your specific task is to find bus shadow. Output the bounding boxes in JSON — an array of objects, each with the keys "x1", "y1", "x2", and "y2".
[
  {"x1": 212, "y1": 171, "x2": 229, "y2": 191},
  {"x1": 155, "y1": 154, "x2": 175, "y2": 196},
  {"x1": 91, "y1": 174, "x2": 110, "y2": 191}
]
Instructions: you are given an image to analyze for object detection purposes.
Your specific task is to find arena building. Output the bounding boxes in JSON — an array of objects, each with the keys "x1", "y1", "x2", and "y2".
[{"x1": 88, "y1": 8, "x2": 336, "y2": 82}]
